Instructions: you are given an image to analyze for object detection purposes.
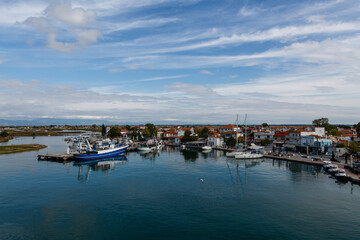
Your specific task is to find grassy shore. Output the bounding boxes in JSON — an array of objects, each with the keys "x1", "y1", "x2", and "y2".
[
  {"x1": 0, "y1": 136, "x2": 13, "y2": 143},
  {"x1": 0, "y1": 144, "x2": 47, "y2": 155}
]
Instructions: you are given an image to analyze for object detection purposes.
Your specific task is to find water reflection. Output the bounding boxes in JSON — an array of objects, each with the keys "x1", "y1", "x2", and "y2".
[
  {"x1": 181, "y1": 149, "x2": 199, "y2": 161},
  {"x1": 73, "y1": 155, "x2": 127, "y2": 183},
  {"x1": 271, "y1": 159, "x2": 323, "y2": 175}
]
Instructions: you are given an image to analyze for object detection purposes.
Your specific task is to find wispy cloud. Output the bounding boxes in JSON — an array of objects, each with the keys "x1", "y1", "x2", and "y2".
[
  {"x1": 133, "y1": 74, "x2": 188, "y2": 82},
  {"x1": 200, "y1": 70, "x2": 213, "y2": 75}
]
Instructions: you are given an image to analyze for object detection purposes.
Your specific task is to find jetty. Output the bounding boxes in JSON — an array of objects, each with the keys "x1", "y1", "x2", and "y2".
[
  {"x1": 38, "y1": 153, "x2": 74, "y2": 162},
  {"x1": 266, "y1": 154, "x2": 325, "y2": 166}
]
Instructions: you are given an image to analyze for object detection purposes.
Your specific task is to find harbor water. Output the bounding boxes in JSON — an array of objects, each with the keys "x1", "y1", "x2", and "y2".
[{"x1": 1, "y1": 136, "x2": 359, "y2": 240}]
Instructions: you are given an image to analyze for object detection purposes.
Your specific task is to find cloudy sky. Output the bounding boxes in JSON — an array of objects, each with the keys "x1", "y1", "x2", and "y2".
[{"x1": 0, "y1": 0, "x2": 359, "y2": 124}]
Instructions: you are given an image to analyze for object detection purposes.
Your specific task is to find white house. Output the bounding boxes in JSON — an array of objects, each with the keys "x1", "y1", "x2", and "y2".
[
  {"x1": 301, "y1": 127, "x2": 325, "y2": 137},
  {"x1": 219, "y1": 124, "x2": 241, "y2": 133},
  {"x1": 207, "y1": 135, "x2": 224, "y2": 147}
]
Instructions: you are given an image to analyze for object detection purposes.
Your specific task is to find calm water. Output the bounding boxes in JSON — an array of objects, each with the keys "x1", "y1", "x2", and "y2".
[{"x1": 1, "y1": 136, "x2": 359, "y2": 240}]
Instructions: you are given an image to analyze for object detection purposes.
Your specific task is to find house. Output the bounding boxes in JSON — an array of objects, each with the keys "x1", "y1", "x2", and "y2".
[
  {"x1": 162, "y1": 130, "x2": 178, "y2": 140},
  {"x1": 273, "y1": 132, "x2": 289, "y2": 149},
  {"x1": 300, "y1": 135, "x2": 332, "y2": 154},
  {"x1": 207, "y1": 135, "x2": 224, "y2": 147},
  {"x1": 254, "y1": 132, "x2": 274, "y2": 144},
  {"x1": 219, "y1": 124, "x2": 240, "y2": 133},
  {"x1": 285, "y1": 130, "x2": 301, "y2": 146},
  {"x1": 301, "y1": 127, "x2": 325, "y2": 137}
]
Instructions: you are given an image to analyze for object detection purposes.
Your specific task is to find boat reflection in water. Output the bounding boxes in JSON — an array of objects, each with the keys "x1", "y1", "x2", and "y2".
[{"x1": 73, "y1": 155, "x2": 127, "y2": 182}]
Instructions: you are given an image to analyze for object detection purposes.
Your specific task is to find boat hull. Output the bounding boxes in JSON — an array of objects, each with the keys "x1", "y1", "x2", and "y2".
[{"x1": 74, "y1": 145, "x2": 128, "y2": 161}]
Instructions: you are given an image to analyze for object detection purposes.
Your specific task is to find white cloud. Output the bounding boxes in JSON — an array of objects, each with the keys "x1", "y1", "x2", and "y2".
[
  {"x1": 238, "y1": 6, "x2": 262, "y2": 17},
  {"x1": 23, "y1": 2, "x2": 102, "y2": 52},
  {"x1": 200, "y1": 70, "x2": 213, "y2": 75},
  {"x1": 45, "y1": 2, "x2": 96, "y2": 27}
]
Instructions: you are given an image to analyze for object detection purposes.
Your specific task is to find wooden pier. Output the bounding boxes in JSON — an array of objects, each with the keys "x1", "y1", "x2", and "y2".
[{"x1": 38, "y1": 153, "x2": 74, "y2": 162}]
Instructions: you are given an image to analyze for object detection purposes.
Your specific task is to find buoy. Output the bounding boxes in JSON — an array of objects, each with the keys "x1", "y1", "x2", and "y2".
[{"x1": 200, "y1": 178, "x2": 204, "y2": 183}]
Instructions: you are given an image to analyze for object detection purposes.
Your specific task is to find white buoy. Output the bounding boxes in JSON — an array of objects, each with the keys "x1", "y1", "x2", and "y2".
[{"x1": 200, "y1": 178, "x2": 204, "y2": 183}]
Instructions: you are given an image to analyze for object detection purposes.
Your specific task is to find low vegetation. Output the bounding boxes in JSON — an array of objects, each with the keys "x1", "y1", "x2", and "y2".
[{"x1": 0, "y1": 144, "x2": 47, "y2": 155}]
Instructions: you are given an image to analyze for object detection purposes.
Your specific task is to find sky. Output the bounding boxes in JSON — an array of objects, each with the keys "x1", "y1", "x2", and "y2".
[{"x1": 0, "y1": 0, "x2": 359, "y2": 124}]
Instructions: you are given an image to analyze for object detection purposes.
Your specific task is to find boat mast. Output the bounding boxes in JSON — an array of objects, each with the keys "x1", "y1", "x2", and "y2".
[
  {"x1": 235, "y1": 114, "x2": 239, "y2": 149},
  {"x1": 244, "y1": 114, "x2": 247, "y2": 150}
]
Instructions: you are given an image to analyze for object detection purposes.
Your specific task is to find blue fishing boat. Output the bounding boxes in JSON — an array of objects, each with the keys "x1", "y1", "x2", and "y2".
[{"x1": 74, "y1": 144, "x2": 128, "y2": 161}]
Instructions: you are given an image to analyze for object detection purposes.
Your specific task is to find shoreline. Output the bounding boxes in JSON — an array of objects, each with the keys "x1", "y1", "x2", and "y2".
[{"x1": 0, "y1": 144, "x2": 47, "y2": 155}]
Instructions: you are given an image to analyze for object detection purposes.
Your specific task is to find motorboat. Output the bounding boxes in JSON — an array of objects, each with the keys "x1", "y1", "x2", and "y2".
[
  {"x1": 137, "y1": 145, "x2": 155, "y2": 152},
  {"x1": 202, "y1": 146, "x2": 212, "y2": 151},
  {"x1": 328, "y1": 165, "x2": 341, "y2": 174},
  {"x1": 335, "y1": 169, "x2": 347, "y2": 181}
]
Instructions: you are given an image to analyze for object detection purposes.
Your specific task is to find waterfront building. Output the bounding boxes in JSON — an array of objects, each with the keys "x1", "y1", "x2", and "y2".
[
  {"x1": 254, "y1": 132, "x2": 274, "y2": 144},
  {"x1": 273, "y1": 131, "x2": 289, "y2": 149},
  {"x1": 300, "y1": 135, "x2": 332, "y2": 154},
  {"x1": 207, "y1": 134, "x2": 224, "y2": 147},
  {"x1": 218, "y1": 124, "x2": 241, "y2": 133}
]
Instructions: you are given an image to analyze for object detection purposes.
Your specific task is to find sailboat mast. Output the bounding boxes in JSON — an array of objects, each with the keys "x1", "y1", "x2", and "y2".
[
  {"x1": 244, "y1": 114, "x2": 247, "y2": 149},
  {"x1": 235, "y1": 114, "x2": 239, "y2": 148}
]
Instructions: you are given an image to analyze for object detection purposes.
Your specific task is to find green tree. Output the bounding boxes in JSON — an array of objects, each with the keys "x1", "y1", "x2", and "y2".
[
  {"x1": 312, "y1": 117, "x2": 334, "y2": 131},
  {"x1": 355, "y1": 122, "x2": 360, "y2": 137},
  {"x1": 101, "y1": 124, "x2": 107, "y2": 137},
  {"x1": 261, "y1": 123, "x2": 269, "y2": 128},
  {"x1": 91, "y1": 124, "x2": 97, "y2": 130},
  {"x1": 224, "y1": 136, "x2": 236, "y2": 147},
  {"x1": 261, "y1": 138, "x2": 271, "y2": 146},
  {"x1": 329, "y1": 128, "x2": 340, "y2": 136},
  {"x1": 108, "y1": 126, "x2": 122, "y2": 138},
  {"x1": 142, "y1": 123, "x2": 157, "y2": 138},
  {"x1": 347, "y1": 142, "x2": 360, "y2": 154},
  {"x1": 201, "y1": 127, "x2": 210, "y2": 138},
  {"x1": 0, "y1": 131, "x2": 9, "y2": 137},
  {"x1": 181, "y1": 130, "x2": 198, "y2": 142}
]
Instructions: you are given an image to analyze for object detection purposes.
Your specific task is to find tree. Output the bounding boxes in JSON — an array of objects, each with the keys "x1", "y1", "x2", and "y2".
[
  {"x1": 261, "y1": 138, "x2": 271, "y2": 146},
  {"x1": 108, "y1": 126, "x2": 122, "y2": 138},
  {"x1": 261, "y1": 123, "x2": 269, "y2": 128},
  {"x1": 0, "y1": 131, "x2": 9, "y2": 137},
  {"x1": 355, "y1": 122, "x2": 360, "y2": 137},
  {"x1": 312, "y1": 117, "x2": 334, "y2": 131},
  {"x1": 329, "y1": 128, "x2": 340, "y2": 136},
  {"x1": 181, "y1": 130, "x2": 198, "y2": 142},
  {"x1": 347, "y1": 142, "x2": 360, "y2": 154},
  {"x1": 312, "y1": 117, "x2": 329, "y2": 127},
  {"x1": 101, "y1": 124, "x2": 107, "y2": 137},
  {"x1": 142, "y1": 123, "x2": 157, "y2": 138},
  {"x1": 201, "y1": 127, "x2": 210, "y2": 138},
  {"x1": 224, "y1": 136, "x2": 236, "y2": 147},
  {"x1": 91, "y1": 124, "x2": 97, "y2": 130},
  {"x1": 125, "y1": 125, "x2": 133, "y2": 131}
]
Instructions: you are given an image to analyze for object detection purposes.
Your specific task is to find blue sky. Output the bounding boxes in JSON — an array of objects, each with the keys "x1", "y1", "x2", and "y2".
[{"x1": 0, "y1": 0, "x2": 359, "y2": 124}]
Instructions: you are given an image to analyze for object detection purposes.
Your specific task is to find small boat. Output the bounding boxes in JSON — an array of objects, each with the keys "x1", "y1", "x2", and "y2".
[
  {"x1": 335, "y1": 169, "x2": 347, "y2": 181},
  {"x1": 328, "y1": 166, "x2": 340, "y2": 175},
  {"x1": 137, "y1": 145, "x2": 154, "y2": 152},
  {"x1": 202, "y1": 146, "x2": 212, "y2": 151}
]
